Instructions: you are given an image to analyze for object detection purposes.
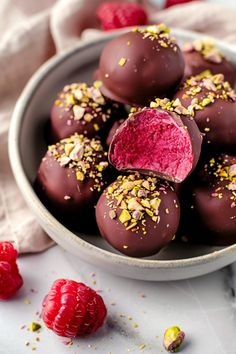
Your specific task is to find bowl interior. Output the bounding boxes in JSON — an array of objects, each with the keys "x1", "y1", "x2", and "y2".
[{"x1": 17, "y1": 29, "x2": 236, "y2": 262}]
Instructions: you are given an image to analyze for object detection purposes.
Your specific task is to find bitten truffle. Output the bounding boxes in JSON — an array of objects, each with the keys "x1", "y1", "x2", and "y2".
[
  {"x1": 50, "y1": 82, "x2": 125, "y2": 142},
  {"x1": 173, "y1": 71, "x2": 236, "y2": 152},
  {"x1": 109, "y1": 103, "x2": 202, "y2": 183},
  {"x1": 183, "y1": 38, "x2": 236, "y2": 86},
  {"x1": 179, "y1": 154, "x2": 236, "y2": 245},
  {"x1": 35, "y1": 134, "x2": 111, "y2": 228},
  {"x1": 96, "y1": 173, "x2": 180, "y2": 257},
  {"x1": 98, "y1": 24, "x2": 185, "y2": 106}
]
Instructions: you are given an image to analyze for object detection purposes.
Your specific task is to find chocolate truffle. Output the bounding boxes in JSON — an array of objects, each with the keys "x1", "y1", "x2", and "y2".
[
  {"x1": 98, "y1": 24, "x2": 185, "y2": 106},
  {"x1": 183, "y1": 39, "x2": 236, "y2": 86},
  {"x1": 96, "y1": 173, "x2": 180, "y2": 257},
  {"x1": 35, "y1": 134, "x2": 111, "y2": 228},
  {"x1": 173, "y1": 71, "x2": 236, "y2": 152},
  {"x1": 180, "y1": 154, "x2": 236, "y2": 245},
  {"x1": 50, "y1": 82, "x2": 125, "y2": 142},
  {"x1": 109, "y1": 104, "x2": 202, "y2": 183}
]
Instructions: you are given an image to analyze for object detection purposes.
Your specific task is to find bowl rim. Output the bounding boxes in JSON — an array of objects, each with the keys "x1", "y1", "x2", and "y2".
[{"x1": 8, "y1": 27, "x2": 236, "y2": 269}]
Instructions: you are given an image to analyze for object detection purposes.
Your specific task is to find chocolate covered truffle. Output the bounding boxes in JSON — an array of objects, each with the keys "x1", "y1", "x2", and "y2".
[
  {"x1": 35, "y1": 134, "x2": 111, "y2": 228},
  {"x1": 96, "y1": 173, "x2": 180, "y2": 257},
  {"x1": 98, "y1": 24, "x2": 185, "y2": 106},
  {"x1": 50, "y1": 82, "x2": 126, "y2": 142},
  {"x1": 183, "y1": 39, "x2": 236, "y2": 86},
  {"x1": 180, "y1": 154, "x2": 236, "y2": 245},
  {"x1": 173, "y1": 71, "x2": 236, "y2": 152},
  {"x1": 109, "y1": 104, "x2": 202, "y2": 183}
]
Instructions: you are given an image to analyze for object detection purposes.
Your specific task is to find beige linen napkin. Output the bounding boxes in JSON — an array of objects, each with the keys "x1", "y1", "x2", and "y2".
[{"x1": 1, "y1": 0, "x2": 236, "y2": 253}]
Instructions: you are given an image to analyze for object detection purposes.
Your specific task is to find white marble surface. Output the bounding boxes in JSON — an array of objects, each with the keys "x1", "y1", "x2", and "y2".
[{"x1": 1, "y1": 245, "x2": 236, "y2": 354}]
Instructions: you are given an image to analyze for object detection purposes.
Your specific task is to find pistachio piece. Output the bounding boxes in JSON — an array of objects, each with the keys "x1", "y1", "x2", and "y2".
[
  {"x1": 64, "y1": 143, "x2": 75, "y2": 157},
  {"x1": 119, "y1": 209, "x2": 131, "y2": 224},
  {"x1": 229, "y1": 164, "x2": 236, "y2": 177},
  {"x1": 69, "y1": 143, "x2": 84, "y2": 160},
  {"x1": 128, "y1": 198, "x2": 144, "y2": 211},
  {"x1": 109, "y1": 210, "x2": 117, "y2": 220},
  {"x1": 76, "y1": 171, "x2": 85, "y2": 181},
  {"x1": 228, "y1": 181, "x2": 236, "y2": 191},
  {"x1": 73, "y1": 105, "x2": 85, "y2": 120},
  {"x1": 163, "y1": 326, "x2": 185, "y2": 353},
  {"x1": 58, "y1": 156, "x2": 71, "y2": 167},
  {"x1": 29, "y1": 322, "x2": 42, "y2": 332}
]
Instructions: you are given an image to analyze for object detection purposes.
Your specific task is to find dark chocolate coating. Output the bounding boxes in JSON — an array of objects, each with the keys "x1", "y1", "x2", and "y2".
[
  {"x1": 183, "y1": 51, "x2": 236, "y2": 86},
  {"x1": 177, "y1": 114, "x2": 202, "y2": 172},
  {"x1": 174, "y1": 83, "x2": 236, "y2": 153},
  {"x1": 109, "y1": 108, "x2": 202, "y2": 183},
  {"x1": 98, "y1": 29, "x2": 185, "y2": 106},
  {"x1": 50, "y1": 83, "x2": 126, "y2": 142},
  {"x1": 96, "y1": 175, "x2": 180, "y2": 257},
  {"x1": 179, "y1": 154, "x2": 236, "y2": 245},
  {"x1": 106, "y1": 119, "x2": 125, "y2": 146},
  {"x1": 35, "y1": 135, "x2": 112, "y2": 230}
]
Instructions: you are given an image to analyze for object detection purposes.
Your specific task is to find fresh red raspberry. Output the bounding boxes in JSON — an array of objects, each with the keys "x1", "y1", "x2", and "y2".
[
  {"x1": 165, "y1": 0, "x2": 197, "y2": 8},
  {"x1": 42, "y1": 279, "x2": 107, "y2": 338},
  {"x1": 0, "y1": 242, "x2": 18, "y2": 263},
  {"x1": 0, "y1": 261, "x2": 23, "y2": 300},
  {"x1": 96, "y1": 2, "x2": 148, "y2": 31}
]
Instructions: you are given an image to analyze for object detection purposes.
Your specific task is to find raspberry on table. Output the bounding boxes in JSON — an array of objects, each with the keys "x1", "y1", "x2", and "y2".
[
  {"x1": 0, "y1": 241, "x2": 23, "y2": 300},
  {"x1": 96, "y1": 2, "x2": 148, "y2": 31},
  {"x1": 0, "y1": 241, "x2": 18, "y2": 263},
  {"x1": 0, "y1": 261, "x2": 23, "y2": 300},
  {"x1": 165, "y1": 0, "x2": 197, "y2": 8},
  {"x1": 42, "y1": 279, "x2": 107, "y2": 338}
]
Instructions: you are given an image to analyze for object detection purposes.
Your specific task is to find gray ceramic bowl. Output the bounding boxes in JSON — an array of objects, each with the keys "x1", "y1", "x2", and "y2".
[{"x1": 9, "y1": 28, "x2": 236, "y2": 281}]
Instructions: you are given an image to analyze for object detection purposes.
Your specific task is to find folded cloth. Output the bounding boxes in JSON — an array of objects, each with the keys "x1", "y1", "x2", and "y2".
[{"x1": 1, "y1": 0, "x2": 236, "y2": 253}]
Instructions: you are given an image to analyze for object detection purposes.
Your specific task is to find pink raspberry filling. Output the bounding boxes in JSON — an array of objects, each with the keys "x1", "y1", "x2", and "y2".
[{"x1": 109, "y1": 108, "x2": 194, "y2": 182}]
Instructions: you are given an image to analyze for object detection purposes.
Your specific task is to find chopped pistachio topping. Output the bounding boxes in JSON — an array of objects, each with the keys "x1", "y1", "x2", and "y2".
[
  {"x1": 204, "y1": 156, "x2": 236, "y2": 203},
  {"x1": 54, "y1": 82, "x2": 118, "y2": 130},
  {"x1": 184, "y1": 38, "x2": 224, "y2": 63},
  {"x1": 132, "y1": 24, "x2": 177, "y2": 50},
  {"x1": 105, "y1": 173, "x2": 175, "y2": 234},
  {"x1": 150, "y1": 97, "x2": 190, "y2": 116},
  {"x1": 178, "y1": 71, "x2": 236, "y2": 116},
  {"x1": 47, "y1": 134, "x2": 108, "y2": 192}
]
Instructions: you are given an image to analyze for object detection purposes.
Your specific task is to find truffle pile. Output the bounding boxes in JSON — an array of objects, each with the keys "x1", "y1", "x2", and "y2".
[{"x1": 36, "y1": 24, "x2": 236, "y2": 257}]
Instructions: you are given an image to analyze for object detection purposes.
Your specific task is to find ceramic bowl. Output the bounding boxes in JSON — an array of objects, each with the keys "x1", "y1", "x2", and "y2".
[{"x1": 9, "y1": 28, "x2": 236, "y2": 281}]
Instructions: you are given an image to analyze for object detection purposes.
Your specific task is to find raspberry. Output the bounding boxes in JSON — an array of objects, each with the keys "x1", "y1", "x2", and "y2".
[
  {"x1": 0, "y1": 261, "x2": 23, "y2": 300},
  {"x1": 0, "y1": 242, "x2": 23, "y2": 300},
  {"x1": 0, "y1": 242, "x2": 18, "y2": 263},
  {"x1": 42, "y1": 279, "x2": 107, "y2": 338},
  {"x1": 165, "y1": 0, "x2": 197, "y2": 8},
  {"x1": 96, "y1": 2, "x2": 147, "y2": 31}
]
